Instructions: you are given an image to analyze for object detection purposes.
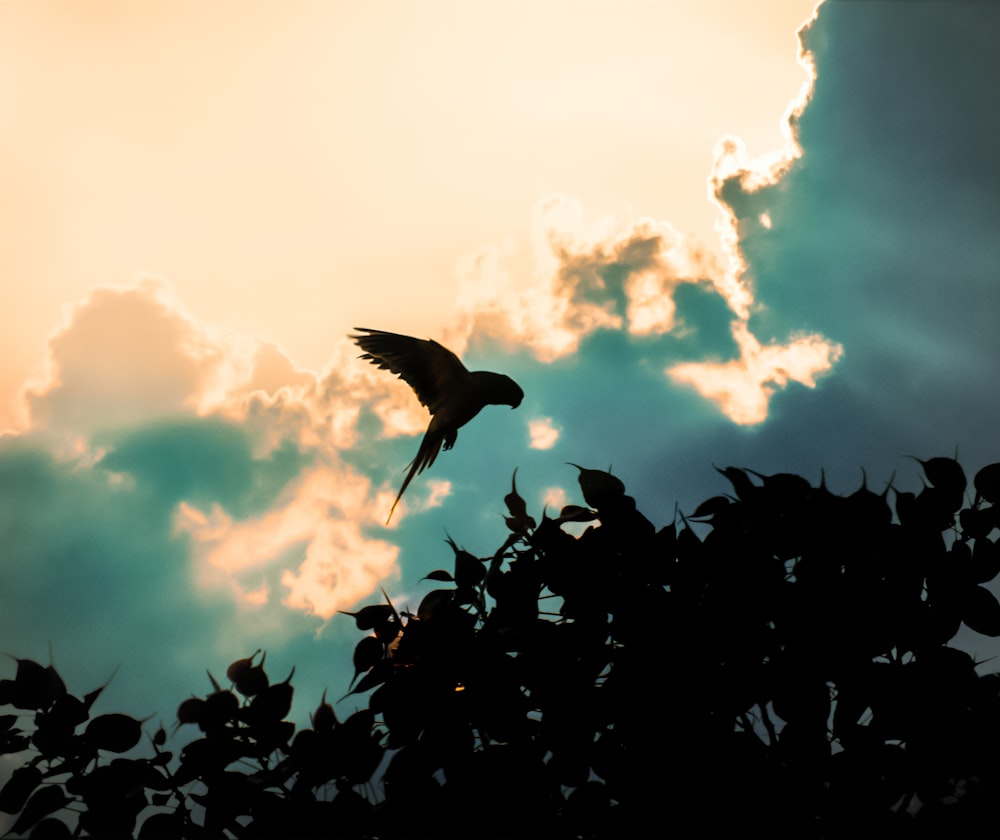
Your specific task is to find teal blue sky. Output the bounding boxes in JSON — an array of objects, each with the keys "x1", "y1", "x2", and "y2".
[{"x1": 3, "y1": 0, "x2": 1000, "y2": 744}]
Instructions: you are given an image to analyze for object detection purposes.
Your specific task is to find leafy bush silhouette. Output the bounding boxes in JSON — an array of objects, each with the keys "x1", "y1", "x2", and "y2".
[{"x1": 5, "y1": 457, "x2": 1000, "y2": 838}]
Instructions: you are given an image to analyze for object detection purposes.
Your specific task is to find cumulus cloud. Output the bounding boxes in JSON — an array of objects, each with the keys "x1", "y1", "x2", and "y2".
[
  {"x1": 445, "y1": 5, "x2": 839, "y2": 427},
  {"x1": 176, "y1": 464, "x2": 399, "y2": 620},
  {"x1": 453, "y1": 190, "x2": 840, "y2": 425},
  {"x1": 25, "y1": 279, "x2": 228, "y2": 436},
  {"x1": 668, "y1": 321, "x2": 844, "y2": 425},
  {"x1": 529, "y1": 417, "x2": 560, "y2": 450},
  {"x1": 4, "y1": 4, "x2": 844, "y2": 671},
  {"x1": 456, "y1": 195, "x2": 720, "y2": 361},
  {"x1": 15, "y1": 279, "x2": 428, "y2": 624}
]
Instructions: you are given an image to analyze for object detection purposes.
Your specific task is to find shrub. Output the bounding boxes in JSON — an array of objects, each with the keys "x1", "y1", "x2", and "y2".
[{"x1": 5, "y1": 457, "x2": 1000, "y2": 838}]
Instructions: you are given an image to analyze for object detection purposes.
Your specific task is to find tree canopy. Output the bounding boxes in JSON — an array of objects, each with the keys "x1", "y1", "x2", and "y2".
[{"x1": 5, "y1": 456, "x2": 1000, "y2": 838}]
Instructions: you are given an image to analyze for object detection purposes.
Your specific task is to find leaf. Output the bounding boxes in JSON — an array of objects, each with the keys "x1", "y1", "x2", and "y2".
[
  {"x1": 915, "y1": 456, "x2": 966, "y2": 500},
  {"x1": 455, "y1": 554, "x2": 487, "y2": 588},
  {"x1": 339, "y1": 661, "x2": 392, "y2": 701},
  {"x1": 10, "y1": 784, "x2": 68, "y2": 836},
  {"x1": 350, "y1": 637, "x2": 384, "y2": 688},
  {"x1": 417, "y1": 589, "x2": 454, "y2": 621},
  {"x1": 225, "y1": 649, "x2": 262, "y2": 684},
  {"x1": 81, "y1": 667, "x2": 118, "y2": 714},
  {"x1": 339, "y1": 604, "x2": 394, "y2": 631},
  {"x1": 152, "y1": 725, "x2": 167, "y2": 748},
  {"x1": 960, "y1": 506, "x2": 998, "y2": 540},
  {"x1": 199, "y1": 690, "x2": 239, "y2": 732},
  {"x1": 504, "y1": 470, "x2": 537, "y2": 534},
  {"x1": 422, "y1": 569, "x2": 454, "y2": 582},
  {"x1": 235, "y1": 664, "x2": 269, "y2": 697},
  {"x1": 691, "y1": 495, "x2": 731, "y2": 520},
  {"x1": 715, "y1": 465, "x2": 755, "y2": 502},
  {"x1": 971, "y1": 536, "x2": 1000, "y2": 584},
  {"x1": 0, "y1": 731, "x2": 30, "y2": 756},
  {"x1": 975, "y1": 463, "x2": 1000, "y2": 504},
  {"x1": 504, "y1": 469, "x2": 529, "y2": 520},
  {"x1": 0, "y1": 765, "x2": 42, "y2": 813},
  {"x1": 25, "y1": 817, "x2": 72, "y2": 839},
  {"x1": 84, "y1": 713, "x2": 144, "y2": 753},
  {"x1": 962, "y1": 585, "x2": 1000, "y2": 636},
  {"x1": 6, "y1": 658, "x2": 64, "y2": 711},
  {"x1": 177, "y1": 697, "x2": 205, "y2": 725},
  {"x1": 569, "y1": 463, "x2": 625, "y2": 509},
  {"x1": 311, "y1": 689, "x2": 338, "y2": 733},
  {"x1": 250, "y1": 670, "x2": 295, "y2": 721},
  {"x1": 138, "y1": 811, "x2": 185, "y2": 839},
  {"x1": 555, "y1": 505, "x2": 598, "y2": 524},
  {"x1": 446, "y1": 536, "x2": 487, "y2": 587}
]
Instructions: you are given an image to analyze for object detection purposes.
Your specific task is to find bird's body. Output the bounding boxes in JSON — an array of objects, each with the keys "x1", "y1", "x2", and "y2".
[{"x1": 351, "y1": 328, "x2": 523, "y2": 522}]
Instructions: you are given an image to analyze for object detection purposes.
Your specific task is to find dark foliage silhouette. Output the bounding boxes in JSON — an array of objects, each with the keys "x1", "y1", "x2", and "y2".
[
  {"x1": 350, "y1": 328, "x2": 524, "y2": 523},
  {"x1": 5, "y1": 457, "x2": 1000, "y2": 837}
]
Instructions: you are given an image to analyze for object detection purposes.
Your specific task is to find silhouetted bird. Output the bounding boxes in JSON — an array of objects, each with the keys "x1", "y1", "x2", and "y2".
[{"x1": 351, "y1": 328, "x2": 524, "y2": 523}]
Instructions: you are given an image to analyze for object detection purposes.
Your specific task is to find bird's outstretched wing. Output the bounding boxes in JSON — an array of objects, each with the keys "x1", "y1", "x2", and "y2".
[
  {"x1": 351, "y1": 327, "x2": 522, "y2": 524},
  {"x1": 350, "y1": 328, "x2": 468, "y2": 414}
]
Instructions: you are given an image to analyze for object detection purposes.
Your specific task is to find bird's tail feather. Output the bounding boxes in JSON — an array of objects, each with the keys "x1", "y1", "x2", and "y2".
[{"x1": 386, "y1": 431, "x2": 443, "y2": 524}]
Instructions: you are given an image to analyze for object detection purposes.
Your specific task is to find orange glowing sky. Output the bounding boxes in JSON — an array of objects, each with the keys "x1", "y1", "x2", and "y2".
[{"x1": 0, "y1": 0, "x2": 818, "y2": 432}]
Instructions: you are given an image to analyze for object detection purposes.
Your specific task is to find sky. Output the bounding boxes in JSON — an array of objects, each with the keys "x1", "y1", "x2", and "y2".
[{"x1": 2, "y1": 0, "x2": 1000, "y2": 746}]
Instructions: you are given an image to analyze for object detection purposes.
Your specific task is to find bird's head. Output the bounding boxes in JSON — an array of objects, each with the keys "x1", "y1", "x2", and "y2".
[{"x1": 498, "y1": 375, "x2": 524, "y2": 409}]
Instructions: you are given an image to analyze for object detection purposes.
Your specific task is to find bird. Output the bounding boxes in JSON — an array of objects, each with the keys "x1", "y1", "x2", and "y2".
[{"x1": 351, "y1": 327, "x2": 524, "y2": 523}]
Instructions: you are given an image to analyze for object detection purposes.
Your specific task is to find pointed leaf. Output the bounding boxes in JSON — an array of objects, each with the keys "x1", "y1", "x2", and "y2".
[
  {"x1": 8, "y1": 658, "x2": 63, "y2": 710},
  {"x1": 975, "y1": 463, "x2": 1000, "y2": 504},
  {"x1": 350, "y1": 636, "x2": 384, "y2": 688},
  {"x1": 10, "y1": 784, "x2": 68, "y2": 836},
  {"x1": 715, "y1": 465, "x2": 756, "y2": 502},
  {"x1": 251, "y1": 678, "x2": 294, "y2": 721},
  {"x1": 0, "y1": 765, "x2": 42, "y2": 813},
  {"x1": 24, "y1": 817, "x2": 72, "y2": 839},
  {"x1": 917, "y1": 456, "x2": 966, "y2": 498},
  {"x1": 446, "y1": 537, "x2": 487, "y2": 587},
  {"x1": 177, "y1": 697, "x2": 205, "y2": 725},
  {"x1": 691, "y1": 495, "x2": 732, "y2": 520},
  {"x1": 455, "y1": 554, "x2": 486, "y2": 588},
  {"x1": 963, "y1": 585, "x2": 1000, "y2": 636},
  {"x1": 556, "y1": 505, "x2": 598, "y2": 524},
  {"x1": 971, "y1": 536, "x2": 1000, "y2": 584},
  {"x1": 225, "y1": 649, "x2": 261, "y2": 684},
  {"x1": 339, "y1": 604, "x2": 394, "y2": 631},
  {"x1": 422, "y1": 569, "x2": 454, "y2": 582},
  {"x1": 85, "y1": 713, "x2": 143, "y2": 753},
  {"x1": 235, "y1": 665, "x2": 269, "y2": 697},
  {"x1": 81, "y1": 667, "x2": 119, "y2": 713},
  {"x1": 312, "y1": 689, "x2": 338, "y2": 733},
  {"x1": 504, "y1": 469, "x2": 529, "y2": 518},
  {"x1": 417, "y1": 589, "x2": 454, "y2": 621},
  {"x1": 339, "y1": 661, "x2": 392, "y2": 702},
  {"x1": 569, "y1": 463, "x2": 625, "y2": 509},
  {"x1": 152, "y1": 725, "x2": 167, "y2": 748}
]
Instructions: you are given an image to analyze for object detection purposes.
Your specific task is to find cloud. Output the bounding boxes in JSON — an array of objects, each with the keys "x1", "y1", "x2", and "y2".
[
  {"x1": 453, "y1": 190, "x2": 840, "y2": 425},
  {"x1": 24, "y1": 279, "x2": 228, "y2": 436},
  {"x1": 12, "y1": 280, "x2": 423, "y2": 626},
  {"x1": 439, "y1": 6, "x2": 844, "y2": 429},
  {"x1": 176, "y1": 463, "x2": 399, "y2": 620},
  {"x1": 9, "y1": 0, "x2": 1000, "y2": 739},
  {"x1": 667, "y1": 321, "x2": 843, "y2": 425},
  {"x1": 529, "y1": 417, "x2": 560, "y2": 450}
]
